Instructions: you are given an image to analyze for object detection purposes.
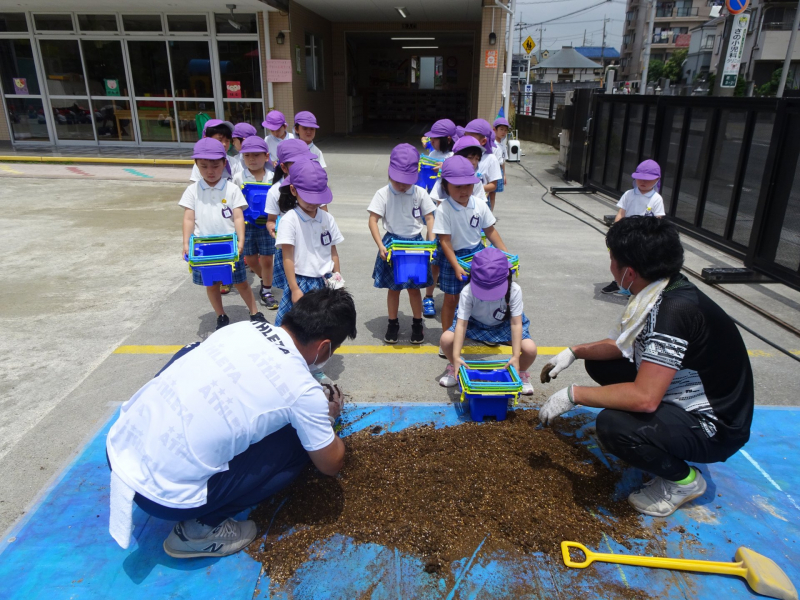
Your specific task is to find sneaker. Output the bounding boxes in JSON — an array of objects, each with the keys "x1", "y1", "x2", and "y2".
[
  {"x1": 480, "y1": 340, "x2": 500, "y2": 347},
  {"x1": 439, "y1": 363, "x2": 458, "y2": 387},
  {"x1": 215, "y1": 314, "x2": 230, "y2": 330},
  {"x1": 250, "y1": 312, "x2": 267, "y2": 323},
  {"x1": 384, "y1": 319, "x2": 399, "y2": 344},
  {"x1": 627, "y1": 469, "x2": 707, "y2": 517},
  {"x1": 422, "y1": 297, "x2": 436, "y2": 318},
  {"x1": 520, "y1": 371, "x2": 534, "y2": 395},
  {"x1": 163, "y1": 518, "x2": 257, "y2": 559},
  {"x1": 438, "y1": 346, "x2": 447, "y2": 359},
  {"x1": 601, "y1": 281, "x2": 620, "y2": 294},
  {"x1": 220, "y1": 284, "x2": 231, "y2": 295},
  {"x1": 410, "y1": 318, "x2": 424, "y2": 344},
  {"x1": 260, "y1": 288, "x2": 278, "y2": 310}
]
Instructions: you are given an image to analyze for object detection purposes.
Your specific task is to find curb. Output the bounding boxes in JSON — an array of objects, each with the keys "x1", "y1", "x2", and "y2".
[{"x1": 0, "y1": 156, "x2": 193, "y2": 166}]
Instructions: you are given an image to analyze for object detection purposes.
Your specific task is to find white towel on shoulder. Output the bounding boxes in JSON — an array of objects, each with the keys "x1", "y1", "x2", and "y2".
[
  {"x1": 109, "y1": 471, "x2": 136, "y2": 549},
  {"x1": 609, "y1": 278, "x2": 670, "y2": 361}
]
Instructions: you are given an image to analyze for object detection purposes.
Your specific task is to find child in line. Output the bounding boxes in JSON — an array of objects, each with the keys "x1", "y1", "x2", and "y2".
[
  {"x1": 180, "y1": 138, "x2": 266, "y2": 330},
  {"x1": 190, "y1": 120, "x2": 240, "y2": 183},
  {"x1": 463, "y1": 119, "x2": 503, "y2": 211},
  {"x1": 274, "y1": 160, "x2": 343, "y2": 326},
  {"x1": 263, "y1": 110, "x2": 295, "y2": 167},
  {"x1": 433, "y1": 156, "x2": 507, "y2": 357},
  {"x1": 492, "y1": 117, "x2": 510, "y2": 206},
  {"x1": 232, "y1": 137, "x2": 277, "y2": 308},
  {"x1": 293, "y1": 111, "x2": 326, "y2": 168},
  {"x1": 602, "y1": 159, "x2": 665, "y2": 294},
  {"x1": 420, "y1": 118, "x2": 457, "y2": 162},
  {"x1": 438, "y1": 247, "x2": 536, "y2": 394},
  {"x1": 368, "y1": 144, "x2": 437, "y2": 345},
  {"x1": 230, "y1": 122, "x2": 258, "y2": 173}
]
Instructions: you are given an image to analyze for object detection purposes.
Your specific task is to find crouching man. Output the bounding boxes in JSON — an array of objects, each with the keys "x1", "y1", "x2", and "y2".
[{"x1": 106, "y1": 288, "x2": 356, "y2": 557}]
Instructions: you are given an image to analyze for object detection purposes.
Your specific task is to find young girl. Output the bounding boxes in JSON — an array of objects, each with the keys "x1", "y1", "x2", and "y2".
[
  {"x1": 492, "y1": 117, "x2": 510, "y2": 202},
  {"x1": 232, "y1": 136, "x2": 276, "y2": 308},
  {"x1": 274, "y1": 159, "x2": 343, "y2": 326},
  {"x1": 180, "y1": 138, "x2": 266, "y2": 330},
  {"x1": 464, "y1": 119, "x2": 503, "y2": 211},
  {"x1": 230, "y1": 122, "x2": 258, "y2": 173},
  {"x1": 263, "y1": 110, "x2": 295, "y2": 167},
  {"x1": 368, "y1": 144, "x2": 436, "y2": 344},
  {"x1": 438, "y1": 247, "x2": 536, "y2": 395},
  {"x1": 190, "y1": 120, "x2": 240, "y2": 183},
  {"x1": 433, "y1": 156, "x2": 507, "y2": 357},
  {"x1": 293, "y1": 111, "x2": 326, "y2": 168},
  {"x1": 421, "y1": 118, "x2": 457, "y2": 162}
]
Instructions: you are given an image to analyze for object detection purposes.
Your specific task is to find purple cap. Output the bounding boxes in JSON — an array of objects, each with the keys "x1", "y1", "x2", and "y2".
[
  {"x1": 493, "y1": 117, "x2": 510, "y2": 128},
  {"x1": 441, "y1": 156, "x2": 480, "y2": 186},
  {"x1": 294, "y1": 111, "x2": 319, "y2": 129},
  {"x1": 240, "y1": 136, "x2": 269, "y2": 154},
  {"x1": 288, "y1": 159, "x2": 332, "y2": 204},
  {"x1": 464, "y1": 118, "x2": 495, "y2": 152},
  {"x1": 263, "y1": 110, "x2": 287, "y2": 130},
  {"x1": 424, "y1": 118, "x2": 457, "y2": 139},
  {"x1": 388, "y1": 143, "x2": 420, "y2": 185},
  {"x1": 470, "y1": 247, "x2": 511, "y2": 302},
  {"x1": 632, "y1": 159, "x2": 661, "y2": 180},
  {"x1": 452, "y1": 136, "x2": 483, "y2": 154},
  {"x1": 232, "y1": 122, "x2": 257, "y2": 139},
  {"x1": 192, "y1": 137, "x2": 227, "y2": 160},
  {"x1": 276, "y1": 138, "x2": 316, "y2": 164},
  {"x1": 202, "y1": 119, "x2": 234, "y2": 136}
]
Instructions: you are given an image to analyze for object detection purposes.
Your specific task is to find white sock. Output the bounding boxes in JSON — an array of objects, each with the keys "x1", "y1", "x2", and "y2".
[{"x1": 182, "y1": 519, "x2": 214, "y2": 538}]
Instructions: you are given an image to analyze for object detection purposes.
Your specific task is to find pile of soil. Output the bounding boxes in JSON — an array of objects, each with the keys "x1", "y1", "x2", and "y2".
[{"x1": 247, "y1": 410, "x2": 650, "y2": 586}]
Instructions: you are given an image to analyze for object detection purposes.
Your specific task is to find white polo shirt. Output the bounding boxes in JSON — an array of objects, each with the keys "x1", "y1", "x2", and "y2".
[
  {"x1": 189, "y1": 157, "x2": 241, "y2": 183},
  {"x1": 433, "y1": 195, "x2": 496, "y2": 251},
  {"x1": 458, "y1": 282, "x2": 523, "y2": 326},
  {"x1": 309, "y1": 143, "x2": 327, "y2": 168},
  {"x1": 430, "y1": 179, "x2": 486, "y2": 203},
  {"x1": 617, "y1": 187, "x2": 666, "y2": 217},
  {"x1": 106, "y1": 321, "x2": 334, "y2": 508},
  {"x1": 265, "y1": 181, "x2": 284, "y2": 216},
  {"x1": 232, "y1": 165, "x2": 274, "y2": 186},
  {"x1": 492, "y1": 139, "x2": 508, "y2": 166},
  {"x1": 276, "y1": 207, "x2": 344, "y2": 277},
  {"x1": 477, "y1": 152, "x2": 503, "y2": 185},
  {"x1": 367, "y1": 184, "x2": 436, "y2": 237},
  {"x1": 179, "y1": 179, "x2": 248, "y2": 237},
  {"x1": 265, "y1": 132, "x2": 295, "y2": 162},
  {"x1": 428, "y1": 149, "x2": 453, "y2": 161}
]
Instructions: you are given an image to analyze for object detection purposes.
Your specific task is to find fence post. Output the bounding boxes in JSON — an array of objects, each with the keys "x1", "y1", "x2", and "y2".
[{"x1": 549, "y1": 92, "x2": 555, "y2": 119}]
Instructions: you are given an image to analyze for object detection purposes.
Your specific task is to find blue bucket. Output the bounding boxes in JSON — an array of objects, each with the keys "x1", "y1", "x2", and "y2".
[
  {"x1": 416, "y1": 163, "x2": 438, "y2": 192},
  {"x1": 468, "y1": 395, "x2": 512, "y2": 421},
  {"x1": 390, "y1": 250, "x2": 430, "y2": 285},
  {"x1": 241, "y1": 183, "x2": 271, "y2": 223},
  {"x1": 194, "y1": 263, "x2": 234, "y2": 285}
]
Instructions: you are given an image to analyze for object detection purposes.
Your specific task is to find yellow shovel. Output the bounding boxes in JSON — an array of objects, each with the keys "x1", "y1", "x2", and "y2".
[{"x1": 561, "y1": 541, "x2": 798, "y2": 600}]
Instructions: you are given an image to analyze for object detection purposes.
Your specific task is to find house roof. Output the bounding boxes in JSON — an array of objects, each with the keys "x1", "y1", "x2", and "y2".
[
  {"x1": 575, "y1": 46, "x2": 620, "y2": 60},
  {"x1": 534, "y1": 46, "x2": 603, "y2": 70}
]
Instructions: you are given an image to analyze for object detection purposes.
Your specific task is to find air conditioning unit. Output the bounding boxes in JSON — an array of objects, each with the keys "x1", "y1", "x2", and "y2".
[{"x1": 507, "y1": 140, "x2": 521, "y2": 162}]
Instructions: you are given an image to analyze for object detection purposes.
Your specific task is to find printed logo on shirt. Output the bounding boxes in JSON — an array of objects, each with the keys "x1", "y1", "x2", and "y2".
[
  {"x1": 469, "y1": 215, "x2": 480, "y2": 228},
  {"x1": 493, "y1": 307, "x2": 506, "y2": 321},
  {"x1": 320, "y1": 231, "x2": 332, "y2": 246},
  {"x1": 250, "y1": 321, "x2": 290, "y2": 355}
]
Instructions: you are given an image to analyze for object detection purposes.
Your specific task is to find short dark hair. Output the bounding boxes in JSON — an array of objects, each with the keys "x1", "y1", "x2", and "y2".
[
  {"x1": 435, "y1": 136, "x2": 454, "y2": 153},
  {"x1": 205, "y1": 124, "x2": 232, "y2": 140},
  {"x1": 281, "y1": 288, "x2": 357, "y2": 348},
  {"x1": 455, "y1": 147, "x2": 482, "y2": 161},
  {"x1": 606, "y1": 216, "x2": 684, "y2": 281}
]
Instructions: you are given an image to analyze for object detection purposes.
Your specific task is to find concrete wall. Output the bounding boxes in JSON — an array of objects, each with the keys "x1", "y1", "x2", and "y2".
[
  {"x1": 516, "y1": 113, "x2": 560, "y2": 149},
  {"x1": 476, "y1": 0, "x2": 508, "y2": 123},
  {"x1": 0, "y1": 102, "x2": 9, "y2": 141}
]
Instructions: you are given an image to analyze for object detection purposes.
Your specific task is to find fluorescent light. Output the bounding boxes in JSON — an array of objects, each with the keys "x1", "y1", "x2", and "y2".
[
  {"x1": 395, "y1": 7, "x2": 408, "y2": 18},
  {"x1": 391, "y1": 37, "x2": 435, "y2": 40},
  {"x1": 402, "y1": 46, "x2": 439, "y2": 49}
]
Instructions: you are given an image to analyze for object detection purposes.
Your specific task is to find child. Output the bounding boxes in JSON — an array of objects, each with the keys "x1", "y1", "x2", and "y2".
[
  {"x1": 463, "y1": 119, "x2": 503, "y2": 211},
  {"x1": 232, "y1": 136, "x2": 277, "y2": 308},
  {"x1": 601, "y1": 160, "x2": 665, "y2": 294},
  {"x1": 433, "y1": 156, "x2": 507, "y2": 357},
  {"x1": 293, "y1": 111, "x2": 326, "y2": 168},
  {"x1": 438, "y1": 247, "x2": 536, "y2": 395},
  {"x1": 230, "y1": 122, "x2": 258, "y2": 173},
  {"x1": 190, "y1": 120, "x2": 240, "y2": 183},
  {"x1": 263, "y1": 110, "x2": 295, "y2": 167},
  {"x1": 180, "y1": 138, "x2": 267, "y2": 330},
  {"x1": 274, "y1": 159, "x2": 343, "y2": 326},
  {"x1": 421, "y1": 118, "x2": 457, "y2": 161},
  {"x1": 368, "y1": 144, "x2": 437, "y2": 344},
  {"x1": 492, "y1": 117, "x2": 510, "y2": 203}
]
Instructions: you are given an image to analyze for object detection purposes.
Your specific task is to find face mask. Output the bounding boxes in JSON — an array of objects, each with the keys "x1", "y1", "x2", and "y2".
[
  {"x1": 311, "y1": 341, "x2": 332, "y2": 370},
  {"x1": 617, "y1": 268, "x2": 634, "y2": 297}
]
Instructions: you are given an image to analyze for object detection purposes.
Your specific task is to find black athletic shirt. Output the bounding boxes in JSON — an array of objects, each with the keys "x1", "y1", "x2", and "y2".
[{"x1": 633, "y1": 275, "x2": 754, "y2": 444}]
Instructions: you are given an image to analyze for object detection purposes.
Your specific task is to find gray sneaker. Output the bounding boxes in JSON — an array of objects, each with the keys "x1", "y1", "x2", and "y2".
[
  {"x1": 627, "y1": 470, "x2": 707, "y2": 517},
  {"x1": 163, "y1": 518, "x2": 258, "y2": 558}
]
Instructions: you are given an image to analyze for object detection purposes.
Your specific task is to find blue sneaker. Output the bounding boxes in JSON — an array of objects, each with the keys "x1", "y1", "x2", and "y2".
[{"x1": 423, "y1": 296, "x2": 436, "y2": 318}]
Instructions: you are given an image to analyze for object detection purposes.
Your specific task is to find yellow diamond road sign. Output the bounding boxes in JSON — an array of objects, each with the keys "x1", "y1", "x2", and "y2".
[{"x1": 523, "y1": 36, "x2": 536, "y2": 55}]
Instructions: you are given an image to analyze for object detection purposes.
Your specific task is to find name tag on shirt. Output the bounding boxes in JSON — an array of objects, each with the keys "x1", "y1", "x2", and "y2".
[
  {"x1": 221, "y1": 206, "x2": 232, "y2": 218},
  {"x1": 470, "y1": 215, "x2": 480, "y2": 228},
  {"x1": 412, "y1": 206, "x2": 421, "y2": 219},
  {"x1": 493, "y1": 307, "x2": 507, "y2": 321},
  {"x1": 320, "y1": 231, "x2": 332, "y2": 246}
]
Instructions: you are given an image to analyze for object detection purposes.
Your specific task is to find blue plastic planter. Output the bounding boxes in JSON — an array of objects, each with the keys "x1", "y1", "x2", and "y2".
[
  {"x1": 194, "y1": 263, "x2": 234, "y2": 285},
  {"x1": 390, "y1": 250, "x2": 430, "y2": 285},
  {"x1": 416, "y1": 164, "x2": 438, "y2": 192},
  {"x1": 468, "y1": 395, "x2": 513, "y2": 421},
  {"x1": 241, "y1": 183, "x2": 271, "y2": 223}
]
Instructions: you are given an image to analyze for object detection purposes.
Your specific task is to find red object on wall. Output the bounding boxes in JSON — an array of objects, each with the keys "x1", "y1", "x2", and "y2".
[{"x1": 226, "y1": 81, "x2": 242, "y2": 98}]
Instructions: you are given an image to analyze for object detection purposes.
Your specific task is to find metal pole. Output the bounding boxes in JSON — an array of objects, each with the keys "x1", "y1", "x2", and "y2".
[
  {"x1": 539, "y1": 26, "x2": 543, "y2": 63},
  {"x1": 777, "y1": 2, "x2": 800, "y2": 97},
  {"x1": 640, "y1": 0, "x2": 657, "y2": 94},
  {"x1": 527, "y1": 56, "x2": 531, "y2": 84},
  {"x1": 504, "y1": 0, "x2": 516, "y2": 119},
  {"x1": 601, "y1": 17, "x2": 606, "y2": 68}
]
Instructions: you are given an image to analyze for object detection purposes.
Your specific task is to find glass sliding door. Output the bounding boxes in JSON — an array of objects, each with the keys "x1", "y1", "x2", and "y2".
[
  {"x1": 0, "y1": 35, "x2": 50, "y2": 142},
  {"x1": 81, "y1": 39, "x2": 135, "y2": 143}
]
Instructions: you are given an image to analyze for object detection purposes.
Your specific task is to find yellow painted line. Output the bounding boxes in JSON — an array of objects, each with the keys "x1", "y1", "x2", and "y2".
[
  {"x1": 0, "y1": 156, "x2": 193, "y2": 166},
  {"x1": 154, "y1": 159, "x2": 194, "y2": 165},
  {"x1": 0, "y1": 164, "x2": 24, "y2": 174},
  {"x1": 0, "y1": 156, "x2": 42, "y2": 162},
  {"x1": 114, "y1": 344, "x2": 567, "y2": 355},
  {"x1": 115, "y1": 345, "x2": 184, "y2": 354}
]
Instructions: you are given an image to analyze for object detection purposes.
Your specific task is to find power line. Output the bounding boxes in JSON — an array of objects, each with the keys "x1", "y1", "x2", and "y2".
[{"x1": 516, "y1": 0, "x2": 615, "y2": 31}]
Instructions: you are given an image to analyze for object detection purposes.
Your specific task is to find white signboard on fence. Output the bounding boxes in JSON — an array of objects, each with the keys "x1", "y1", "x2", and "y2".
[
  {"x1": 524, "y1": 84, "x2": 533, "y2": 116},
  {"x1": 721, "y1": 13, "x2": 750, "y2": 88}
]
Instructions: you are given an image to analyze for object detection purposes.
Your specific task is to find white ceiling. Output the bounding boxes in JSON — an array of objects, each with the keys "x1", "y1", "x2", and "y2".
[
  {"x1": 294, "y1": 0, "x2": 483, "y2": 23},
  {"x1": 5, "y1": 1, "x2": 273, "y2": 12}
]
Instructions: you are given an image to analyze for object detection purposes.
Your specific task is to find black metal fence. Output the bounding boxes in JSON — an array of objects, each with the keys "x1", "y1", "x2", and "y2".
[
  {"x1": 584, "y1": 92, "x2": 800, "y2": 290},
  {"x1": 514, "y1": 92, "x2": 567, "y2": 120}
]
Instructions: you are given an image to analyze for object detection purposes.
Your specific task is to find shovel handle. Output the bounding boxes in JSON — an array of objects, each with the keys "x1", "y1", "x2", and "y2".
[{"x1": 561, "y1": 542, "x2": 747, "y2": 577}]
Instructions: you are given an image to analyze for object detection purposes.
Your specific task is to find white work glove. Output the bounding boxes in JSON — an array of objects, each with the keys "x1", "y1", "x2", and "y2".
[
  {"x1": 539, "y1": 386, "x2": 576, "y2": 426},
  {"x1": 540, "y1": 348, "x2": 577, "y2": 384},
  {"x1": 325, "y1": 272, "x2": 345, "y2": 290}
]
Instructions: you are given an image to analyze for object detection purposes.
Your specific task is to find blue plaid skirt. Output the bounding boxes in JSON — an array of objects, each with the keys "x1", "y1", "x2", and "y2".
[
  {"x1": 275, "y1": 274, "x2": 327, "y2": 326},
  {"x1": 496, "y1": 177, "x2": 504, "y2": 193},
  {"x1": 437, "y1": 241, "x2": 484, "y2": 296},
  {"x1": 373, "y1": 232, "x2": 433, "y2": 290},
  {"x1": 448, "y1": 313, "x2": 532, "y2": 343},
  {"x1": 243, "y1": 222, "x2": 276, "y2": 257},
  {"x1": 273, "y1": 247, "x2": 286, "y2": 289},
  {"x1": 192, "y1": 256, "x2": 247, "y2": 286}
]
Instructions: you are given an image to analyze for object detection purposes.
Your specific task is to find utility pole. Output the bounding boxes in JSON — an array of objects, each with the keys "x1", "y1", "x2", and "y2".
[
  {"x1": 539, "y1": 26, "x2": 544, "y2": 63},
  {"x1": 777, "y1": 1, "x2": 800, "y2": 97},
  {"x1": 640, "y1": 0, "x2": 657, "y2": 94},
  {"x1": 583, "y1": 30, "x2": 586, "y2": 45},
  {"x1": 601, "y1": 16, "x2": 607, "y2": 68}
]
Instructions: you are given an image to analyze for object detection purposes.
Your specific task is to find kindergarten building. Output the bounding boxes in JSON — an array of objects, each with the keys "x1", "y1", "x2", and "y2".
[{"x1": 0, "y1": 0, "x2": 511, "y2": 149}]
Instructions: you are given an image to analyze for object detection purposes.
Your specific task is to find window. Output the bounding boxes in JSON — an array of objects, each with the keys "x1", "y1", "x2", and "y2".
[
  {"x1": 305, "y1": 33, "x2": 324, "y2": 91},
  {"x1": 5, "y1": 98, "x2": 49, "y2": 141},
  {"x1": 167, "y1": 15, "x2": 208, "y2": 33},
  {"x1": 0, "y1": 39, "x2": 41, "y2": 95},
  {"x1": 81, "y1": 40, "x2": 128, "y2": 97},
  {"x1": 214, "y1": 13, "x2": 257, "y2": 34},
  {"x1": 702, "y1": 34, "x2": 715, "y2": 50},
  {"x1": 33, "y1": 14, "x2": 74, "y2": 31},
  {"x1": 50, "y1": 98, "x2": 95, "y2": 141},
  {"x1": 764, "y1": 7, "x2": 798, "y2": 31},
  {"x1": 127, "y1": 41, "x2": 171, "y2": 96},
  {"x1": 39, "y1": 39, "x2": 86, "y2": 95},
  {"x1": 0, "y1": 13, "x2": 28, "y2": 32},
  {"x1": 122, "y1": 14, "x2": 163, "y2": 33},
  {"x1": 218, "y1": 40, "x2": 262, "y2": 98},
  {"x1": 78, "y1": 14, "x2": 118, "y2": 32},
  {"x1": 169, "y1": 41, "x2": 213, "y2": 98}
]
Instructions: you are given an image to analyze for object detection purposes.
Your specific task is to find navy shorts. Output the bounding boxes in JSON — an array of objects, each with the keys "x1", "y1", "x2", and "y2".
[{"x1": 243, "y1": 222, "x2": 276, "y2": 257}]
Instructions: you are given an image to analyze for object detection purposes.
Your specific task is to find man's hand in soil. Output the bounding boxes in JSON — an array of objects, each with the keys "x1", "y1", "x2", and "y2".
[
  {"x1": 539, "y1": 386, "x2": 575, "y2": 426},
  {"x1": 322, "y1": 383, "x2": 344, "y2": 424},
  {"x1": 540, "y1": 348, "x2": 576, "y2": 384}
]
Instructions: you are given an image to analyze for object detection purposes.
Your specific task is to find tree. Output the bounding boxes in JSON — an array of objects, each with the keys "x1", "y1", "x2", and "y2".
[
  {"x1": 663, "y1": 49, "x2": 688, "y2": 83},
  {"x1": 647, "y1": 59, "x2": 665, "y2": 82},
  {"x1": 757, "y1": 68, "x2": 794, "y2": 97}
]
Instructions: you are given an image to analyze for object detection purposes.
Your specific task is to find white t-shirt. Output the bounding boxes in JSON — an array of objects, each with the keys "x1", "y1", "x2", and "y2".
[
  {"x1": 190, "y1": 157, "x2": 241, "y2": 183},
  {"x1": 232, "y1": 166, "x2": 275, "y2": 186},
  {"x1": 265, "y1": 180, "x2": 284, "y2": 216},
  {"x1": 276, "y1": 207, "x2": 344, "y2": 277},
  {"x1": 477, "y1": 152, "x2": 503, "y2": 185},
  {"x1": 617, "y1": 187, "x2": 666, "y2": 217},
  {"x1": 457, "y1": 281, "x2": 523, "y2": 326},
  {"x1": 367, "y1": 184, "x2": 436, "y2": 237},
  {"x1": 428, "y1": 149, "x2": 453, "y2": 161},
  {"x1": 430, "y1": 179, "x2": 486, "y2": 203},
  {"x1": 179, "y1": 179, "x2": 248, "y2": 237},
  {"x1": 265, "y1": 131, "x2": 295, "y2": 162},
  {"x1": 309, "y1": 142, "x2": 326, "y2": 168},
  {"x1": 492, "y1": 139, "x2": 507, "y2": 166},
  {"x1": 433, "y1": 195, "x2": 496, "y2": 251},
  {"x1": 106, "y1": 321, "x2": 334, "y2": 508}
]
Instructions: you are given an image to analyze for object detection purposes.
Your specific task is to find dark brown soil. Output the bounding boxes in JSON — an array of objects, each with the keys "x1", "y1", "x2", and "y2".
[{"x1": 247, "y1": 410, "x2": 651, "y2": 587}]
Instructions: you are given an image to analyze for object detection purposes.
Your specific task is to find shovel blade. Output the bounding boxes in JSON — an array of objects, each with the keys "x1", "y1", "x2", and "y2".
[{"x1": 736, "y1": 547, "x2": 798, "y2": 600}]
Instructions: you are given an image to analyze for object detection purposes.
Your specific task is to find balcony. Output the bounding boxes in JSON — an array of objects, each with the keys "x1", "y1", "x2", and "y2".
[{"x1": 655, "y1": 7, "x2": 703, "y2": 19}]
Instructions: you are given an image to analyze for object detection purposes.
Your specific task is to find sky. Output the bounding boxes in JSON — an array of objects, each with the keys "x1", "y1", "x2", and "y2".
[{"x1": 510, "y1": 0, "x2": 628, "y2": 55}]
